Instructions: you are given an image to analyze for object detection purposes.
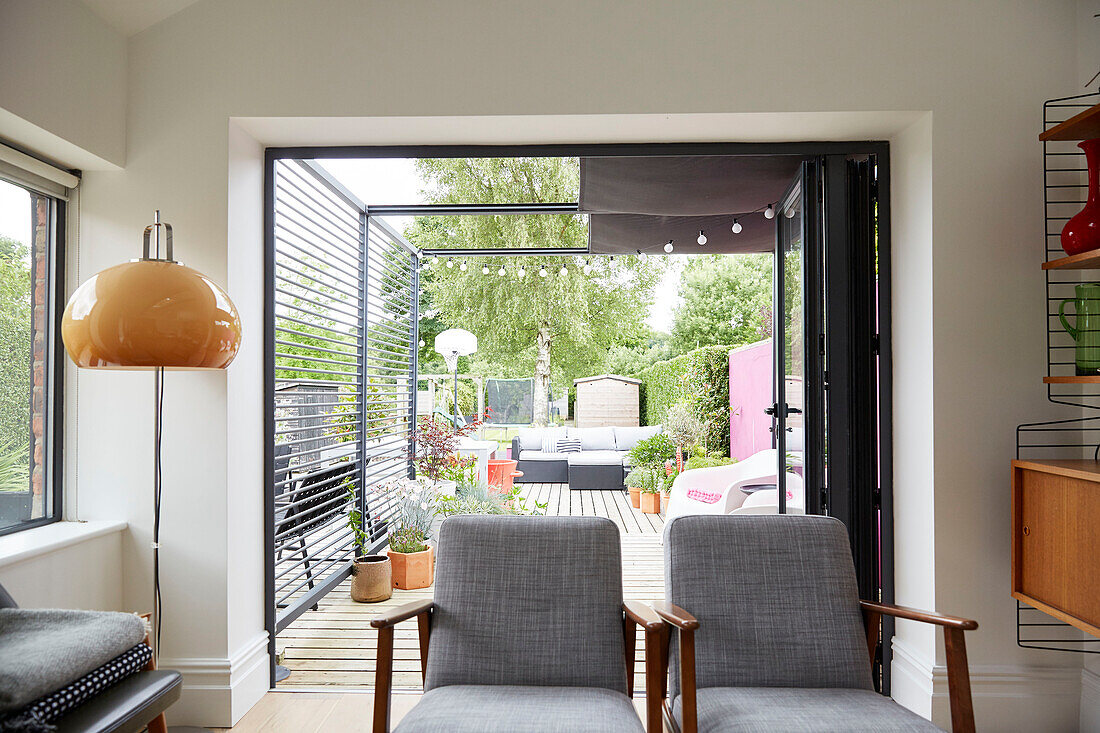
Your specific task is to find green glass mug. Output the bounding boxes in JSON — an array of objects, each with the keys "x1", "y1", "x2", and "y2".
[{"x1": 1059, "y1": 283, "x2": 1100, "y2": 375}]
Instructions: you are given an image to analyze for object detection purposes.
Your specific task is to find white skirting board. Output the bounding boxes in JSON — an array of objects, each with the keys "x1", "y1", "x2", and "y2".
[
  {"x1": 891, "y1": 638, "x2": 1083, "y2": 732},
  {"x1": 158, "y1": 632, "x2": 269, "y2": 727}
]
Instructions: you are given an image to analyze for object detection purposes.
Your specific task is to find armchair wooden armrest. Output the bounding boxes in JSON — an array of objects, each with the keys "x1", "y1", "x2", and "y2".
[
  {"x1": 860, "y1": 600, "x2": 978, "y2": 733},
  {"x1": 372, "y1": 600, "x2": 435, "y2": 733},
  {"x1": 622, "y1": 601, "x2": 666, "y2": 733},
  {"x1": 650, "y1": 602, "x2": 699, "y2": 733}
]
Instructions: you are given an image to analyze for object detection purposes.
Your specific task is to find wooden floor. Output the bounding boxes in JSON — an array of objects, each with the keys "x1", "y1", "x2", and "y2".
[{"x1": 276, "y1": 483, "x2": 665, "y2": 691}]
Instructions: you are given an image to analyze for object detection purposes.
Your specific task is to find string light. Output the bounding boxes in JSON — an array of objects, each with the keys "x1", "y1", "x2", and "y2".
[
  {"x1": 784, "y1": 206, "x2": 796, "y2": 219},
  {"x1": 764, "y1": 204, "x2": 775, "y2": 220},
  {"x1": 664, "y1": 240, "x2": 674, "y2": 253},
  {"x1": 583, "y1": 260, "x2": 592, "y2": 275},
  {"x1": 482, "y1": 264, "x2": 490, "y2": 275},
  {"x1": 446, "y1": 258, "x2": 454, "y2": 268},
  {"x1": 431, "y1": 255, "x2": 439, "y2": 266},
  {"x1": 636, "y1": 249, "x2": 647, "y2": 262},
  {"x1": 498, "y1": 265, "x2": 506, "y2": 276},
  {"x1": 518, "y1": 266, "x2": 526, "y2": 278},
  {"x1": 559, "y1": 264, "x2": 568, "y2": 276},
  {"x1": 732, "y1": 219, "x2": 743, "y2": 234},
  {"x1": 538, "y1": 267, "x2": 548, "y2": 278},
  {"x1": 459, "y1": 260, "x2": 467, "y2": 271},
  {"x1": 418, "y1": 339, "x2": 425, "y2": 348},
  {"x1": 697, "y1": 230, "x2": 707, "y2": 245}
]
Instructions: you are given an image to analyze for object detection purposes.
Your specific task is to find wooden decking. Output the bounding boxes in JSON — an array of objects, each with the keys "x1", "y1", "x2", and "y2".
[{"x1": 276, "y1": 483, "x2": 664, "y2": 690}]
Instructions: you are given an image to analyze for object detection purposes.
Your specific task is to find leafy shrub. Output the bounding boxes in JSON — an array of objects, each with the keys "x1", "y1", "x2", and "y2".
[
  {"x1": 685, "y1": 455, "x2": 739, "y2": 471},
  {"x1": 0, "y1": 441, "x2": 28, "y2": 493},
  {"x1": 628, "y1": 433, "x2": 677, "y2": 468},
  {"x1": 632, "y1": 344, "x2": 731, "y2": 456},
  {"x1": 389, "y1": 527, "x2": 428, "y2": 553},
  {"x1": 664, "y1": 402, "x2": 703, "y2": 451}
]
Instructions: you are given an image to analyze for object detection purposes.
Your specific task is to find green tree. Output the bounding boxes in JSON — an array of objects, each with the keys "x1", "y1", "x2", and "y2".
[
  {"x1": 407, "y1": 158, "x2": 665, "y2": 425},
  {"x1": 0, "y1": 236, "x2": 31, "y2": 454},
  {"x1": 670, "y1": 254, "x2": 773, "y2": 353}
]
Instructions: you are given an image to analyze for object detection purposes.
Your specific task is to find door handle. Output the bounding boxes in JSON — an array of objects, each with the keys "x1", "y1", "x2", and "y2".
[{"x1": 765, "y1": 403, "x2": 801, "y2": 417}]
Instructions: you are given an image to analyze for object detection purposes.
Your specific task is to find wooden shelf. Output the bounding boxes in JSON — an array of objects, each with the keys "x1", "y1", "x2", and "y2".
[
  {"x1": 1011, "y1": 458, "x2": 1100, "y2": 482},
  {"x1": 1039, "y1": 102, "x2": 1100, "y2": 141},
  {"x1": 1044, "y1": 376, "x2": 1100, "y2": 384},
  {"x1": 1042, "y1": 250, "x2": 1100, "y2": 270}
]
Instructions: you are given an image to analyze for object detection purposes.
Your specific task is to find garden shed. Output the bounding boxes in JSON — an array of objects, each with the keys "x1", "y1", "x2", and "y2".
[{"x1": 573, "y1": 374, "x2": 641, "y2": 428}]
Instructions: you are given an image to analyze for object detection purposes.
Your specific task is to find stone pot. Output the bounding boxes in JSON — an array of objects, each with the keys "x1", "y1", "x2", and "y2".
[
  {"x1": 628, "y1": 486, "x2": 641, "y2": 508},
  {"x1": 388, "y1": 545, "x2": 435, "y2": 590},
  {"x1": 640, "y1": 491, "x2": 661, "y2": 514},
  {"x1": 350, "y1": 554, "x2": 393, "y2": 603}
]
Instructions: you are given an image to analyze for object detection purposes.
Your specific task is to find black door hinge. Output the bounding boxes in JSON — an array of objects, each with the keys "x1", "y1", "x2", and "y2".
[
  {"x1": 872, "y1": 486, "x2": 882, "y2": 510},
  {"x1": 871, "y1": 334, "x2": 880, "y2": 356}
]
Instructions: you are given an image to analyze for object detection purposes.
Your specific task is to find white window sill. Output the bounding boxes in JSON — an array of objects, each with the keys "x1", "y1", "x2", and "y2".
[{"x1": 0, "y1": 520, "x2": 127, "y2": 569}]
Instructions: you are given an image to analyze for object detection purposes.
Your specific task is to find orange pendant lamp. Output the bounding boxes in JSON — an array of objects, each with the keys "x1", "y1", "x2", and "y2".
[{"x1": 62, "y1": 213, "x2": 241, "y2": 369}]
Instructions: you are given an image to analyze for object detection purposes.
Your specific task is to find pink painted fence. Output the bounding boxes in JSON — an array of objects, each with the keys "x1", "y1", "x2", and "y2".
[{"x1": 728, "y1": 339, "x2": 773, "y2": 461}]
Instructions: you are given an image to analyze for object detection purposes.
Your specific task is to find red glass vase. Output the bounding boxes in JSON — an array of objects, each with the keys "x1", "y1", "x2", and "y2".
[{"x1": 1062, "y1": 139, "x2": 1100, "y2": 256}]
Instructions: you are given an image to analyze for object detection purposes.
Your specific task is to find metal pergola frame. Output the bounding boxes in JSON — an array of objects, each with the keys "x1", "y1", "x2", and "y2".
[{"x1": 263, "y1": 140, "x2": 894, "y2": 691}]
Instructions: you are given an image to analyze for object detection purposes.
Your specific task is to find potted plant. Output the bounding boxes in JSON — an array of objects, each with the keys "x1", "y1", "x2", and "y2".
[
  {"x1": 665, "y1": 402, "x2": 703, "y2": 473},
  {"x1": 625, "y1": 466, "x2": 645, "y2": 508},
  {"x1": 411, "y1": 413, "x2": 483, "y2": 493},
  {"x1": 345, "y1": 481, "x2": 392, "y2": 603},
  {"x1": 660, "y1": 466, "x2": 678, "y2": 514},
  {"x1": 639, "y1": 468, "x2": 661, "y2": 514},
  {"x1": 377, "y1": 477, "x2": 441, "y2": 590}
]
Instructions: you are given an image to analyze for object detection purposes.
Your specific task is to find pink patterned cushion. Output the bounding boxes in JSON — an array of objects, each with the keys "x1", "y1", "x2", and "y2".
[{"x1": 686, "y1": 488, "x2": 723, "y2": 504}]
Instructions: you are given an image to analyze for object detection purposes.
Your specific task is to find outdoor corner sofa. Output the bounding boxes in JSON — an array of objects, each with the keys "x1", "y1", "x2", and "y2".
[{"x1": 511, "y1": 425, "x2": 663, "y2": 490}]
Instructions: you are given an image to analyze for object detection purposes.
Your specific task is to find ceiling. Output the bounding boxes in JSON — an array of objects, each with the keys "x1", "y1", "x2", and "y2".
[{"x1": 79, "y1": 0, "x2": 203, "y2": 36}]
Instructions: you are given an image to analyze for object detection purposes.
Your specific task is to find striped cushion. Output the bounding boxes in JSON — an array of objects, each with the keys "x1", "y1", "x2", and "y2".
[{"x1": 555, "y1": 437, "x2": 582, "y2": 453}]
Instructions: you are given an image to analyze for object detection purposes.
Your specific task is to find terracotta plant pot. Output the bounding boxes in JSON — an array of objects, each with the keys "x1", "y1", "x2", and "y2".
[
  {"x1": 388, "y1": 545, "x2": 435, "y2": 590},
  {"x1": 628, "y1": 486, "x2": 641, "y2": 508},
  {"x1": 640, "y1": 491, "x2": 661, "y2": 514},
  {"x1": 661, "y1": 492, "x2": 670, "y2": 514},
  {"x1": 350, "y1": 554, "x2": 392, "y2": 603}
]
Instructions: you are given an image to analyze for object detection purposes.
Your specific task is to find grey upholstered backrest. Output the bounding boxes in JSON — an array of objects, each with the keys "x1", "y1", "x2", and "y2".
[
  {"x1": 664, "y1": 515, "x2": 872, "y2": 696},
  {"x1": 424, "y1": 515, "x2": 627, "y2": 693}
]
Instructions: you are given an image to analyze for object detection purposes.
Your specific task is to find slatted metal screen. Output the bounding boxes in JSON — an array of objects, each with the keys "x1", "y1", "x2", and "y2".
[{"x1": 268, "y1": 159, "x2": 417, "y2": 633}]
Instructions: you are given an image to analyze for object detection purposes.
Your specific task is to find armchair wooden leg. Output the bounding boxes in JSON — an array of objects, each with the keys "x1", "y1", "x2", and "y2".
[
  {"x1": 147, "y1": 712, "x2": 168, "y2": 733},
  {"x1": 373, "y1": 626, "x2": 394, "y2": 733},
  {"x1": 944, "y1": 627, "x2": 975, "y2": 733},
  {"x1": 417, "y1": 612, "x2": 432, "y2": 684},
  {"x1": 642, "y1": 629, "x2": 663, "y2": 733},
  {"x1": 678, "y1": 629, "x2": 697, "y2": 733},
  {"x1": 623, "y1": 615, "x2": 638, "y2": 697}
]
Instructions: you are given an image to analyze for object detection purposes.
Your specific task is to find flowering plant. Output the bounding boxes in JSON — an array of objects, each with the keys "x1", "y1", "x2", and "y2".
[
  {"x1": 411, "y1": 412, "x2": 485, "y2": 481},
  {"x1": 370, "y1": 476, "x2": 442, "y2": 552}
]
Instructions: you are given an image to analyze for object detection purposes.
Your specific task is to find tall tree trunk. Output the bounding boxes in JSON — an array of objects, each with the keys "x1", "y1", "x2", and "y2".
[{"x1": 532, "y1": 323, "x2": 551, "y2": 426}]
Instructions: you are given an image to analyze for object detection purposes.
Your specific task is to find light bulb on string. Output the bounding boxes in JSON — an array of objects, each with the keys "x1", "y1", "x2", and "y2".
[
  {"x1": 732, "y1": 219, "x2": 743, "y2": 234},
  {"x1": 518, "y1": 266, "x2": 526, "y2": 278},
  {"x1": 559, "y1": 264, "x2": 568, "y2": 276},
  {"x1": 764, "y1": 204, "x2": 775, "y2": 220},
  {"x1": 583, "y1": 260, "x2": 592, "y2": 275},
  {"x1": 784, "y1": 206, "x2": 796, "y2": 219},
  {"x1": 418, "y1": 339, "x2": 425, "y2": 348},
  {"x1": 459, "y1": 260, "x2": 467, "y2": 271},
  {"x1": 637, "y1": 249, "x2": 647, "y2": 262},
  {"x1": 539, "y1": 267, "x2": 548, "y2": 278},
  {"x1": 697, "y1": 230, "x2": 707, "y2": 245},
  {"x1": 664, "y1": 240, "x2": 674, "y2": 254},
  {"x1": 431, "y1": 255, "x2": 439, "y2": 266},
  {"x1": 446, "y1": 258, "x2": 454, "y2": 268},
  {"x1": 498, "y1": 266, "x2": 506, "y2": 276},
  {"x1": 482, "y1": 264, "x2": 490, "y2": 275}
]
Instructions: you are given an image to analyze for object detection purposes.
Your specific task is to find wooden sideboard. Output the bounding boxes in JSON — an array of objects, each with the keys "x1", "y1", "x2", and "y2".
[{"x1": 1011, "y1": 459, "x2": 1100, "y2": 637}]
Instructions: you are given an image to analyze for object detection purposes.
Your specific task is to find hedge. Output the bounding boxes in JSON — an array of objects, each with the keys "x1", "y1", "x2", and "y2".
[{"x1": 632, "y1": 344, "x2": 731, "y2": 456}]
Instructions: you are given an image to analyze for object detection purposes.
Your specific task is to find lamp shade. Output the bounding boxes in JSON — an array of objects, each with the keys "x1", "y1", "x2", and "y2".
[{"x1": 61, "y1": 259, "x2": 242, "y2": 369}]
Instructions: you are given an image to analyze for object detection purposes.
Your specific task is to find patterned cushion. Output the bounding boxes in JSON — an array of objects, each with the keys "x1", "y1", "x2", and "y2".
[
  {"x1": 664, "y1": 515, "x2": 872, "y2": 697},
  {"x1": 425, "y1": 516, "x2": 627, "y2": 693},
  {"x1": 555, "y1": 437, "x2": 582, "y2": 453},
  {"x1": 396, "y1": 685, "x2": 643, "y2": 732},
  {"x1": 0, "y1": 644, "x2": 152, "y2": 731},
  {"x1": 672, "y1": 687, "x2": 941, "y2": 733}
]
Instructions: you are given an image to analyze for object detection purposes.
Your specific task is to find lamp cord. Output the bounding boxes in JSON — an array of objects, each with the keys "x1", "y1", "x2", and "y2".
[{"x1": 153, "y1": 367, "x2": 164, "y2": 664}]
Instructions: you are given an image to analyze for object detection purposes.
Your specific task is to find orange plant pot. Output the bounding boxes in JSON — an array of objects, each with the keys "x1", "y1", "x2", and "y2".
[
  {"x1": 387, "y1": 546, "x2": 435, "y2": 590},
  {"x1": 640, "y1": 492, "x2": 661, "y2": 514},
  {"x1": 661, "y1": 492, "x2": 670, "y2": 514},
  {"x1": 628, "y1": 486, "x2": 641, "y2": 508}
]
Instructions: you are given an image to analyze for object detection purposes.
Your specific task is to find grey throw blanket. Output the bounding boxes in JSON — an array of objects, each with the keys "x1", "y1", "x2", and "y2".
[{"x1": 0, "y1": 609, "x2": 145, "y2": 712}]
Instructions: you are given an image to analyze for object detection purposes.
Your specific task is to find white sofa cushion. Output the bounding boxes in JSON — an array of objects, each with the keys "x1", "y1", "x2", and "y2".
[
  {"x1": 571, "y1": 427, "x2": 617, "y2": 451},
  {"x1": 540, "y1": 426, "x2": 569, "y2": 452},
  {"x1": 515, "y1": 429, "x2": 545, "y2": 451},
  {"x1": 613, "y1": 425, "x2": 661, "y2": 451},
  {"x1": 567, "y1": 450, "x2": 629, "y2": 466}
]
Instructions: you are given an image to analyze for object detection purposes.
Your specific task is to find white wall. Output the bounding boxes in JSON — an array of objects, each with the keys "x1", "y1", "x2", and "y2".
[
  {"x1": 0, "y1": 524, "x2": 125, "y2": 610},
  {"x1": 0, "y1": 0, "x2": 126, "y2": 168},
  {"x1": 0, "y1": 0, "x2": 1092, "y2": 727}
]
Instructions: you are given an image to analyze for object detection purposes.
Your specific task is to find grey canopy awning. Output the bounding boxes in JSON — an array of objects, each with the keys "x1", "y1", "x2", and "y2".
[{"x1": 579, "y1": 155, "x2": 803, "y2": 254}]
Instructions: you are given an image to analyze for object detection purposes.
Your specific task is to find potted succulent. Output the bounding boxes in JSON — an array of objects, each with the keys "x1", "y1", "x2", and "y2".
[
  {"x1": 625, "y1": 466, "x2": 645, "y2": 508},
  {"x1": 345, "y1": 482, "x2": 392, "y2": 603},
  {"x1": 639, "y1": 468, "x2": 661, "y2": 514},
  {"x1": 377, "y1": 477, "x2": 441, "y2": 590}
]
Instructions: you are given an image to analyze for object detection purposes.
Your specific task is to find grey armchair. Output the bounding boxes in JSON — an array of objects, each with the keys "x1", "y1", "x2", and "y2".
[
  {"x1": 656, "y1": 515, "x2": 977, "y2": 733},
  {"x1": 371, "y1": 515, "x2": 665, "y2": 733}
]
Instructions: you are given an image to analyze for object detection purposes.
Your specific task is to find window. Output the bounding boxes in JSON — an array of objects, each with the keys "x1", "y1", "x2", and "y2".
[{"x1": 0, "y1": 176, "x2": 61, "y2": 535}]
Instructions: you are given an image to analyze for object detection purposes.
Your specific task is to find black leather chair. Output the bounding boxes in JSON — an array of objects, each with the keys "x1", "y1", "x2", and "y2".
[{"x1": 0, "y1": 581, "x2": 182, "y2": 733}]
